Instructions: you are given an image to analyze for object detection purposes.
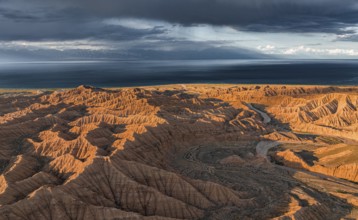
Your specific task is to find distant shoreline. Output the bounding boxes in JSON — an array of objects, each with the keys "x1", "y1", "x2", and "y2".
[
  {"x1": 1, "y1": 83, "x2": 358, "y2": 93},
  {"x1": 1, "y1": 60, "x2": 357, "y2": 88}
]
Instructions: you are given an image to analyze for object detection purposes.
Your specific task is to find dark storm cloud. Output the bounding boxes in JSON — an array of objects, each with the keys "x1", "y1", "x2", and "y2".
[
  {"x1": 0, "y1": 17, "x2": 167, "y2": 41},
  {"x1": 0, "y1": 0, "x2": 357, "y2": 41},
  {"x1": 337, "y1": 34, "x2": 358, "y2": 42},
  {"x1": 0, "y1": 0, "x2": 357, "y2": 60},
  {"x1": 0, "y1": 8, "x2": 39, "y2": 21},
  {"x1": 0, "y1": 40, "x2": 270, "y2": 61},
  {"x1": 49, "y1": 0, "x2": 358, "y2": 33}
]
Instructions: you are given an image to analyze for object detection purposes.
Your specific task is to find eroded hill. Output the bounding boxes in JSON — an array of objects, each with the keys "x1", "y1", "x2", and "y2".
[{"x1": 0, "y1": 85, "x2": 357, "y2": 220}]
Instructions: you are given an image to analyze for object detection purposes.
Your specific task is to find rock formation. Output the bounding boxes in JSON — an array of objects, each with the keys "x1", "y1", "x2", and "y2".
[{"x1": 0, "y1": 85, "x2": 357, "y2": 219}]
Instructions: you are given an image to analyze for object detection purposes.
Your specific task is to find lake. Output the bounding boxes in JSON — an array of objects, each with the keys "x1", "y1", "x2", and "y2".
[{"x1": 0, "y1": 59, "x2": 357, "y2": 88}]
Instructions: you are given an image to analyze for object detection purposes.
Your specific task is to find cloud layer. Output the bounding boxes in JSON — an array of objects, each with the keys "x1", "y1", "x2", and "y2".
[{"x1": 0, "y1": 0, "x2": 357, "y2": 60}]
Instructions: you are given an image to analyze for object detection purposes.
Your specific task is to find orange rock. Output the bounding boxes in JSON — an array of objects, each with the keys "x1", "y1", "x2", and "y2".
[{"x1": 0, "y1": 85, "x2": 357, "y2": 219}]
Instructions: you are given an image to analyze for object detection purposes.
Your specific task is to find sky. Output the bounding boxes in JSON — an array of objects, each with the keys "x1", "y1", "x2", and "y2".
[{"x1": 0, "y1": 0, "x2": 358, "y2": 61}]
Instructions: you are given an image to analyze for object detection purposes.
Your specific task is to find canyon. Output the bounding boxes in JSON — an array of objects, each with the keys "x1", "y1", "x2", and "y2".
[{"x1": 0, "y1": 84, "x2": 357, "y2": 220}]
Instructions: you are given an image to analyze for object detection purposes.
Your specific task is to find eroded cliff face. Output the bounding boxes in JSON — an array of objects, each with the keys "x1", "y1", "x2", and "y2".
[
  {"x1": 267, "y1": 93, "x2": 358, "y2": 140},
  {"x1": 0, "y1": 85, "x2": 357, "y2": 220},
  {"x1": 271, "y1": 143, "x2": 358, "y2": 183}
]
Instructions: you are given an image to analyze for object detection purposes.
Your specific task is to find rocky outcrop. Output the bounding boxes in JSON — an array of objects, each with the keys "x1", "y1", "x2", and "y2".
[
  {"x1": 272, "y1": 143, "x2": 358, "y2": 182},
  {"x1": 268, "y1": 93, "x2": 358, "y2": 140},
  {"x1": 0, "y1": 85, "x2": 357, "y2": 219}
]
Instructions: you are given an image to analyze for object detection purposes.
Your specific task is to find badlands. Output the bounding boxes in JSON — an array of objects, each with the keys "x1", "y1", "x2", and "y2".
[{"x1": 0, "y1": 84, "x2": 357, "y2": 220}]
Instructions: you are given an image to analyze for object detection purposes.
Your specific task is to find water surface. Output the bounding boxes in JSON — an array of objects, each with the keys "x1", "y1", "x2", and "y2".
[{"x1": 0, "y1": 59, "x2": 357, "y2": 88}]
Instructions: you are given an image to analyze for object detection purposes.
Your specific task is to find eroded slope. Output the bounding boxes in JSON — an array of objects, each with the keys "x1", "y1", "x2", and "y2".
[{"x1": 0, "y1": 85, "x2": 357, "y2": 220}]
